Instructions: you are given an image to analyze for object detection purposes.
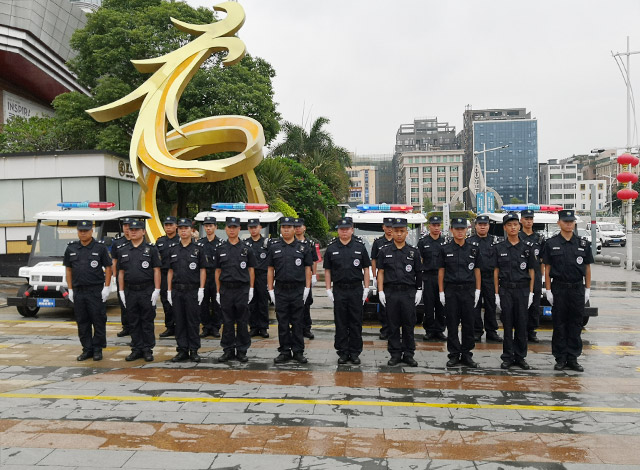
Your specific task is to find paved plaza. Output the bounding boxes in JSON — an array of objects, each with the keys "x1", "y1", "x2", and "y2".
[{"x1": 0, "y1": 264, "x2": 639, "y2": 469}]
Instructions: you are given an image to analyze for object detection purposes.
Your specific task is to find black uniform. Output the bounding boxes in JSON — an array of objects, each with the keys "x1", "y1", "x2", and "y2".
[
  {"x1": 541, "y1": 234, "x2": 593, "y2": 364},
  {"x1": 199, "y1": 235, "x2": 224, "y2": 335},
  {"x1": 468, "y1": 234, "x2": 500, "y2": 338},
  {"x1": 118, "y1": 242, "x2": 162, "y2": 354},
  {"x1": 246, "y1": 235, "x2": 271, "y2": 332},
  {"x1": 324, "y1": 237, "x2": 371, "y2": 358},
  {"x1": 438, "y1": 240, "x2": 481, "y2": 360},
  {"x1": 63, "y1": 239, "x2": 111, "y2": 355},
  {"x1": 495, "y1": 239, "x2": 536, "y2": 362},
  {"x1": 371, "y1": 234, "x2": 393, "y2": 336},
  {"x1": 267, "y1": 238, "x2": 313, "y2": 355},
  {"x1": 111, "y1": 235, "x2": 130, "y2": 332},
  {"x1": 156, "y1": 234, "x2": 179, "y2": 331},
  {"x1": 216, "y1": 240, "x2": 256, "y2": 355},
  {"x1": 417, "y1": 234, "x2": 447, "y2": 336},
  {"x1": 377, "y1": 243, "x2": 423, "y2": 360},
  {"x1": 299, "y1": 236, "x2": 318, "y2": 335},
  {"x1": 168, "y1": 241, "x2": 207, "y2": 354},
  {"x1": 519, "y1": 231, "x2": 545, "y2": 336}
]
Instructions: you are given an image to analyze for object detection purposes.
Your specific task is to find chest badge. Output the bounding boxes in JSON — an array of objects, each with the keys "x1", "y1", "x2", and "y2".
[
  {"x1": 260, "y1": 253, "x2": 267, "y2": 259},
  {"x1": 406, "y1": 264, "x2": 412, "y2": 272},
  {"x1": 468, "y1": 262, "x2": 475, "y2": 270},
  {"x1": 354, "y1": 259, "x2": 360, "y2": 267},
  {"x1": 240, "y1": 261, "x2": 247, "y2": 269},
  {"x1": 142, "y1": 261, "x2": 149, "y2": 269},
  {"x1": 576, "y1": 256, "x2": 583, "y2": 265},
  {"x1": 295, "y1": 258, "x2": 302, "y2": 266},
  {"x1": 520, "y1": 262, "x2": 527, "y2": 270},
  {"x1": 189, "y1": 262, "x2": 197, "y2": 270},
  {"x1": 534, "y1": 249, "x2": 539, "y2": 256},
  {"x1": 90, "y1": 260, "x2": 99, "y2": 268}
]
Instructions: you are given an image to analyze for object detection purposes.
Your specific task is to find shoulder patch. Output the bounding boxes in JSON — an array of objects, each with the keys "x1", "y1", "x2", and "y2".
[{"x1": 68, "y1": 240, "x2": 78, "y2": 245}]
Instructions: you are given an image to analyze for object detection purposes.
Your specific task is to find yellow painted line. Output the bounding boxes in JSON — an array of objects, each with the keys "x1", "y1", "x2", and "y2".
[{"x1": 0, "y1": 392, "x2": 638, "y2": 414}]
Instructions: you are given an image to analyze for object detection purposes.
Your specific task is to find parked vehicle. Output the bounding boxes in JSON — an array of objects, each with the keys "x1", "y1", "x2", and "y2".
[{"x1": 585, "y1": 222, "x2": 626, "y2": 247}]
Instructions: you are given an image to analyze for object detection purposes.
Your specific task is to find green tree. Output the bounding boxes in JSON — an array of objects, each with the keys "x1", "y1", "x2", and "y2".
[
  {"x1": 422, "y1": 195, "x2": 434, "y2": 213},
  {"x1": 510, "y1": 197, "x2": 524, "y2": 204}
]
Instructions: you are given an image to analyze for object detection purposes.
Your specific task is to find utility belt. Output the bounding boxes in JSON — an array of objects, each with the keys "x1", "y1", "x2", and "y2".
[
  {"x1": 384, "y1": 283, "x2": 415, "y2": 291},
  {"x1": 444, "y1": 282, "x2": 474, "y2": 290},
  {"x1": 220, "y1": 281, "x2": 249, "y2": 289},
  {"x1": 423, "y1": 269, "x2": 439, "y2": 276},
  {"x1": 172, "y1": 283, "x2": 199, "y2": 291},
  {"x1": 481, "y1": 270, "x2": 496, "y2": 278},
  {"x1": 126, "y1": 281, "x2": 154, "y2": 291},
  {"x1": 499, "y1": 281, "x2": 529, "y2": 289},
  {"x1": 334, "y1": 281, "x2": 363, "y2": 290},
  {"x1": 552, "y1": 281, "x2": 584, "y2": 289},
  {"x1": 275, "y1": 281, "x2": 305, "y2": 290},
  {"x1": 73, "y1": 284, "x2": 103, "y2": 291}
]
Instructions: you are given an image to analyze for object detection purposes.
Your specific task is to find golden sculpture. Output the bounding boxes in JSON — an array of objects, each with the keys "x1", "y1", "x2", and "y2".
[{"x1": 87, "y1": 2, "x2": 265, "y2": 241}]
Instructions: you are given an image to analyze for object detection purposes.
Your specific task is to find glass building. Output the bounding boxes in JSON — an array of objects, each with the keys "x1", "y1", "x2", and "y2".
[{"x1": 473, "y1": 119, "x2": 538, "y2": 204}]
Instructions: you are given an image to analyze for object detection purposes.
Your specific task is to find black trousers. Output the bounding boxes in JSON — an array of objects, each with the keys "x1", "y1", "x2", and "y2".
[
  {"x1": 303, "y1": 289, "x2": 313, "y2": 332},
  {"x1": 386, "y1": 287, "x2": 417, "y2": 358},
  {"x1": 173, "y1": 288, "x2": 201, "y2": 352},
  {"x1": 499, "y1": 286, "x2": 528, "y2": 362},
  {"x1": 378, "y1": 301, "x2": 389, "y2": 336},
  {"x1": 125, "y1": 286, "x2": 156, "y2": 353},
  {"x1": 422, "y1": 272, "x2": 445, "y2": 334},
  {"x1": 249, "y1": 270, "x2": 269, "y2": 330},
  {"x1": 115, "y1": 274, "x2": 129, "y2": 330},
  {"x1": 74, "y1": 285, "x2": 107, "y2": 353},
  {"x1": 551, "y1": 283, "x2": 584, "y2": 362},
  {"x1": 333, "y1": 286, "x2": 363, "y2": 356},
  {"x1": 160, "y1": 270, "x2": 174, "y2": 329},
  {"x1": 474, "y1": 274, "x2": 498, "y2": 335},
  {"x1": 200, "y1": 272, "x2": 222, "y2": 331},
  {"x1": 220, "y1": 284, "x2": 251, "y2": 354},
  {"x1": 275, "y1": 285, "x2": 305, "y2": 354},
  {"x1": 444, "y1": 285, "x2": 475, "y2": 359},
  {"x1": 527, "y1": 270, "x2": 542, "y2": 334}
]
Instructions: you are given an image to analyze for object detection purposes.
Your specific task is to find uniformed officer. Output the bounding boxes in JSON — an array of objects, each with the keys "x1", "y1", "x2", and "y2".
[
  {"x1": 438, "y1": 217, "x2": 482, "y2": 368},
  {"x1": 518, "y1": 209, "x2": 545, "y2": 343},
  {"x1": 215, "y1": 217, "x2": 256, "y2": 363},
  {"x1": 117, "y1": 220, "x2": 162, "y2": 362},
  {"x1": 370, "y1": 217, "x2": 394, "y2": 340},
  {"x1": 156, "y1": 216, "x2": 179, "y2": 338},
  {"x1": 377, "y1": 217, "x2": 423, "y2": 367},
  {"x1": 63, "y1": 220, "x2": 112, "y2": 361},
  {"x1": 294, "y1": 218, "x2": 318, "y2": 339},
  {"x1": 324, "y1": 217, "x2": 371, "y2": 364},
  {"x1": 494, "y1": 212, "x2": 536, "y2": 370},
  {"x1": 198, "y1": 216, "x2": 223, "y2": 338},
  {"x1": 267, "y1": 217, "x2": 313, "y2": 364},
  {"x1": 417, "y1": 215, "x2": 447, "y2": 342},
  {"x1": 167, "y1": 218, "x2": 207, "y2": 362},
  {"x1": 111, "y1": 218, "x2": 132, "y2": 337},
  {"x1": 245, "y1": 218, "x2": 271, "y2": 338},
  {"x1": 469, "y1": 215, "x2": 503, "y2": 343},
  {"x1": 542, "y1": 209, "x2": 593, "y2": 372}
]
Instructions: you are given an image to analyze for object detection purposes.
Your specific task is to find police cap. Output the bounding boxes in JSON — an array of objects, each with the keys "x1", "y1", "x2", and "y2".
[
  {"x1": 121, "y1": 217, "x2": 133, "y2": 225},
  {"x1": 247, "y1": 218, "x2": 260, "y2": 227},
  {"x1": 77, "y1": 220, "x2": 93, "y2": 230},
  {"x1": 428, "y1": 215, "x2": 442, "y2": 224},
  {"x1": 226, "y1": 217, "x2": 241, "y2": 227},
  {"x1": 293, "y1": 217, "x2": 304, "y2": 227},
  {"x1": 392, "y1": 217, "x2": 408, "y2": 228},
  {"x1": 558, "y1": 209, "x2": 576, "y2": 221},
  {"x1": 203, "y1": 216, "x2": 216, "y2": 224},
  {"x1": 503, "y1": 212, "x2": 520, "y2": 224},
  {"x1": 521, "y1": 209, "x2": 535, "y2": 218},
  {"x1": 129, "y1": 220, "x2": 145, "y2": 230},
  {"x1": 383, "y1": 217, "x2": 394, "y2": 227},
  {"x1": 475, "y1": 215, "x2": 490, "y2": 224},
  {"x1": 451, "y1": 217, "x2": 467, "y2": 229},
  {"x1": 163, "y1": 216, "x2": 177, "y2": 225},
  {"x1": 336, "y1": 217, "x2": 353, "y2": 229},
  {"x1": 177, "y1": 218, "x2": 191, "y2": 227},
  {"x1": 280, "y1": 216, "x2": 295, "y2": 226}
]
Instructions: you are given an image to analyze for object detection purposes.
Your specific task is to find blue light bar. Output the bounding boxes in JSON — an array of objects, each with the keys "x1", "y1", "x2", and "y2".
[
  {"x1": 211, "y1": 203, "x2": 269, "y2": 211},
  {"x1": 356, "y1": 203, "x2": 413, "y2": 212},
  {"x1": 57, "y1": 202, "x2": 115, "y2": 209}
]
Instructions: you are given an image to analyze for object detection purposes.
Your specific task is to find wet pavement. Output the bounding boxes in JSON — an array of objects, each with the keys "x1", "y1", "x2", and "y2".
[{"x1": 1, "y1": 265, "x2": 640, "y2": 468}]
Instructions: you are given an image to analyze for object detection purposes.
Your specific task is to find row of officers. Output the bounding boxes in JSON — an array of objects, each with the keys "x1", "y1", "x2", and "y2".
[{"x1": 63, "y1": 208, "x2": 591, "y2": 372}]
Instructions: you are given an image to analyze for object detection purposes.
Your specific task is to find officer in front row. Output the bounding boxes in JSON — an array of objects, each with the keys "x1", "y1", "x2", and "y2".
[
  {"x1": 63, "y1": 220, "x2": 112, "y2": 361},
  {"x1": 294, "y1": 218, "x2": 318, "y2": 339},
  {"x1": 324, "y1": 217, "x2": 371, "y2": 365},
  {"x1": 245, "y1": 218, "x2": 271, "y2": 338},
  {"x1": 377, "y1": 217, "x2": 423, "y2": 367},
  {"x1": 542, "y1": 209, "x2": 593, "y2": 372},
  {"x1": 117, "y1": 220, "x2": 162, "y2": 362},
  {"x1": 267, "y1": 217, "x2": 313, "y2": 364},
  {"x1": 167, "y1": 218, "x2": 207, "y2": 363}
]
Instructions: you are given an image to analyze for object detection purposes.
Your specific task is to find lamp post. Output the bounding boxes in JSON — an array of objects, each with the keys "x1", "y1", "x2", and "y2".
[{"x1": 473, "y1": 143, "x2": 509, "y2": 212}]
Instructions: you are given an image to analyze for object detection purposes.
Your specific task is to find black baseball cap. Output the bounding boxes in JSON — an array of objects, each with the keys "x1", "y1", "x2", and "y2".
[
  {"x1": 163, "y1": 216, "x2": 177, "y2": 225},
  {"x1": 121, "y1": 217, "x2": 133, "y2": 225},
  {"x1": 428, "y1": 215, "x2": 442, "y2": 224},
  {"x1": 77, "y1": 220, "x2": 93, "y2": 230},
  {"x1": 129, "y1": 220, "x2": 145, "y2": 229},
  {"x1": 503, "y1": 212, "x2": 520, "y2": 224},
  {"x1": 247, "y1": 218, "x2": 260, "y2": 227},
  {"x1": 177, "y1": 218, "x2": 191, "y2": 227},
  {"x1": 558, "y1": 209, "x2": 576, "y2": 221},
  {"x1": 383, "y1": 217, "x2": 394, "y2": 227},
  {"x1": 336, "y1": 217, "x2": 353, "y2": 229},
  {"x1": 293, "y1": 217, "x2": 304, "y2": 227},
  {"x1": 391, "y1": 217, "x2": 407, "y2": 228},
  {"x1": 226, "y1": 217, "x2": 241, "y2": 227},
  {"x1": 451, "y1": 217, "x2": 467, "y2": 229},
  {"x1": 203, "y1": 216, "x2": 217, "y2": 224},
  {"x1": 280, "y1": 216, "x2": 295, "y2": 226},
  {"x1": 521, "y1": 209, "x2": 535, "y2": 218},
  {"x1": 475, "y1": 215, "x2": 490, "y2": 224}
]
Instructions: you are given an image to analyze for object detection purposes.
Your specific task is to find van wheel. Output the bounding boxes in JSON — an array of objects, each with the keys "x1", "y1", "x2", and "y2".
[{"x1": 16, "y1": 284, "x2": 39, "y2": 317}]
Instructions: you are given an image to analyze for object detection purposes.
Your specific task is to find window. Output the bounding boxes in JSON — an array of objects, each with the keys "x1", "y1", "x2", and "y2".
[
  {"x1": 580, "y1": 184, "x2": 585, "y2": 190},
  {"x1": 451, "y1": 186, "x2": 458, "y2": 192},
  {"x1": 438, "y1": 197, "x2": 446, "y2": 202},
  {"x1": 422, "y1": 167, "x2": 431, "y2": 173},
  {"x1": 564, "y1": 183, "x2": 576, "y2": 189},
  {"x1": 410, "y1": 167, "x2": 418, "y2": 174},
  {"x1": 564, "y1": 173, "x2": 576, "y2": 179},
  {"x1": 411, "y1": 178, "x2": 419, "y2": 183},
  {"x1": 451, "y1": 177, "x2": 458, "y2": 182},
  {"x1": 411, "y1": 188, "x2": 420, "y2": 193},
  {"x1": 451, "y1": 166, "x2": 458, "y2": 172},
  {"x1": 550, "y1": 193, "x2": 563, "y2": 199},
  {"x1": 411, "y1": 197, "x2": 419, "y2": 203},
  {"x1": 550, "y1": 174, "x2": 563, "y2": 179},
  {"x1": 550, "y1": 184, "x2": 563, "y2": 189},
  {"x1": 437, "y1": 166, "x2": 446, "y2": 172},
  {"x1": 598, "y1": 183, "x2": 604, "y2": 190},
  {"x1": 423, "y1": 178, "x2": 432, "y2": 183},
  {"x1": 564, "y1": 194, "x2": 574, "y2": 199},
  {"x1": 437, "y1": 177, "x2": 446, "y2": 182}
]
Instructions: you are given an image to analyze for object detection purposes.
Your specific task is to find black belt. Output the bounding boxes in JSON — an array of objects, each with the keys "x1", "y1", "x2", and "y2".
[
  {"x1": 173, "y1": 283, "x2": 199, "y2": 291},
  {"x1": 481, "y1": 271, "x2": 496, "y2": 278},
  {"x1": 552, "y1": 281, "x2": 584, "y2": 288},
  {"x1": 334, "y1": 281, "x2": 363, "y2": 290},
  {"x1": 384, "y1": 284, "x2": 415, "y2": 291},
  {"x1": 500, "y1": 281, "x2": 529, "y2": 289},
  {"x1": 423, "y1": 270, "x2": 438, "y2": 276},
  {"x1": 74, "y1": 284, "x2": 103, "y2": 290},
  {"x1": 275, "y1": 281, "x2": 305, "y2": 289},
  {"x1": 221, "y1": 281, "x2": 249, "y2": 288},
  {"x1": 445, "y1": 282, "x2": 474, "y2": 289},
  {"x1": 126, "y1": 281, "x2": 155, "y2": 291}
]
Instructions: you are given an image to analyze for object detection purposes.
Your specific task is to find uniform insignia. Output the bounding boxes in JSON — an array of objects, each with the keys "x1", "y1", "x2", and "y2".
[
  {"x1": 354, "y1": 259, "x2": 360, "y2": 267},
  {"x1": 142, "y1": 260, "x2": 149, "y2": 269},
  {"x1": 295, "y1": 258, "x2": 302, "y2": 266},
  {"x1": 576, "y1": 256, "x2": 583, "y2": 264},
  {"x1": 240, "y1": 261, "x2": 247, "y2": 269},
  {"x1": 90, "y1": 260, "x2": 99, "y2": 268},
  {"x1": 468, "y1": 262, "x2": 474, "y2": 270},
  {"x1": 189, "y1": 262, "x2": 197, "y2": 270},
  {"x1": 406, "y1": 264, "x2": 412, "y2": 272},
  {"x1": 520, "y1": 262, "x2": 527, "y2": 270}
]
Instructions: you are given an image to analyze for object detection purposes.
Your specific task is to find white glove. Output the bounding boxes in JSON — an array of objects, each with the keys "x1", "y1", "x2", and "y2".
[
  {"x1": 197, "y1": 288, "x2": 204, "y2": 305},
  {"x1": 167, "y1": 290, "x2": 173, "y2": 306},
  {"x1": 474, "y1": 289, "x2": 481, "y2": 307},
  {"x1": 584, "y1": 288, "x2": 590, "y2": 304},
  {"x1": 326, "y1": 289, "x2": 334, "y2": 303},
  {"x1": 439, "y1": 292, "x2": 445, "y2": 306},
  {"x1": 151, "y1": 288, "x2": 160, "y2": 306},
  {"x1": 546, "y1": 290, "x2": 553, "y2": 306},
  {"x1": 528, "y1": 292, "x2": 534, "y2": 308},
  {"x1": 216, "y1": 293, "x2": 221, "y2": 305},
  {"x1": 311, "y1": 274, "x2": 317, "y2": 287},
  {"x1": 414, "y1": 290, "x2": 423, "y2": 306},
  {"x1": 379, "y1": 291, "x2": 386, "y2": 307},
  {"x1": 362, "y1": 287, "x2": 369, "y2": 304},
  {"x1": 68, "y1": 289, "x2": 74, "y2": 303},
  {"x1": 118, "y1": 290, "x2": 126, "y2": 307},
  {"x1": 268, "y1": 289, "x2": 276, "y2": 305},
  {"x1": 248, "y1": 288, "x2": 254, "y2": 304},
  {"x1": 101, "y1": 286, "x2": 110, "y2": 303},
  {"x1": 303, "y1": 287, "x2": 310, "y2": 303},
  {"x1": 495, "y1": 294, "x2": 501, "y2": 312}
]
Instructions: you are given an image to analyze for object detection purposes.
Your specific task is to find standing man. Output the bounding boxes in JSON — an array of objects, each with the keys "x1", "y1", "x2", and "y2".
[
  {"x1": 167, "y1": 218, "x2": 207, "y2": 363},
  {"x1": 417, "y1": 215, "x2": 447, "y2": 342},
  {"x1": 215, "y1": 217, "x2": 256, "y2": 363},
  {"x1": 494, "y1": 212, "x2": 536, "y2": 370},
  {"x1": 438, "y1": 217, "x2": 482, "y2": 368},
  {"x1": 111, "y1": 218, "x2": 132, "y2": 337},
  {"x1": 267, "y1": 217, "x2": 313, "y2": 364},
  {"x1": 156, "y1": 216, "x2": 179, "y2": 338},
  {"x1": 245, "y1": 218, "x2": 271, "y2": 338},
  {"x1": 324, "y1": 217, "x2": 371, "y2": 365},
  {"x1": 519, "y1": 209, "x2": 545, "y2": 343},
  {"x1": 198, "y1": 216, "x2": 223, "y2": 338},
  {"x1": 63, "y1": 220, "x2": 112, "y2": 361},
  {"x1": 542, "y1": 209, "x2": 593, "y2": 372},
  {"x1": 117, "y1": 220, "x2": 162, "y2": 362},
  {"x1": 377, "y1": 217, "x2": 423, "y2": 367},
  {"x1": 294, "y1": 218, "x2": 318, "y2": 339},
  {"x1": 370, "y1": 217, "x2": 394, "y2": 340},
  {"x1": 469, "y1": 215, "x2": 503, "y2": 343}
]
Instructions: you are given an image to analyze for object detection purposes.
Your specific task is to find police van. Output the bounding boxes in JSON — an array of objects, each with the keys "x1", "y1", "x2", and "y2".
[{"x1": 7, "y1": 202, "x2": 151, "y2": 317}]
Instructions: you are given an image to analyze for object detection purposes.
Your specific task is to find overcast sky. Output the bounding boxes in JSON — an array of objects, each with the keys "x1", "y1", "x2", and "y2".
[{"x1": 186, "y1": 0, "x2": 640, "y2": 162}]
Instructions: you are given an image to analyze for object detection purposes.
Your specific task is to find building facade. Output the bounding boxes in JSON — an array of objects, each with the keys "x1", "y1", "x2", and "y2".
[
  {"x1": 576, "y1": 179, "x2": 607, "y2": 213},
  {"x1": 347, "y1": 165, "x2": 376, "y2": 206},
  {"x1": 539, "y1": 160, "x2": 578, "y2": 209},
  {"x1": 349, "y1": 153, "x2": 393, "y2": 204}
]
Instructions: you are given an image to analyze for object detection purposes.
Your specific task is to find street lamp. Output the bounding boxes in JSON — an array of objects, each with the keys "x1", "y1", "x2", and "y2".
[{"x1": 473, "y1": 143, "x2": 509, "y2": 212}]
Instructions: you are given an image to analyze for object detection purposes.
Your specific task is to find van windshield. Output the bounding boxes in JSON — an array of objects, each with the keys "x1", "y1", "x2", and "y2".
[{"x1": 33, "y1": 222, "x2": 79, "y2": 258}]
